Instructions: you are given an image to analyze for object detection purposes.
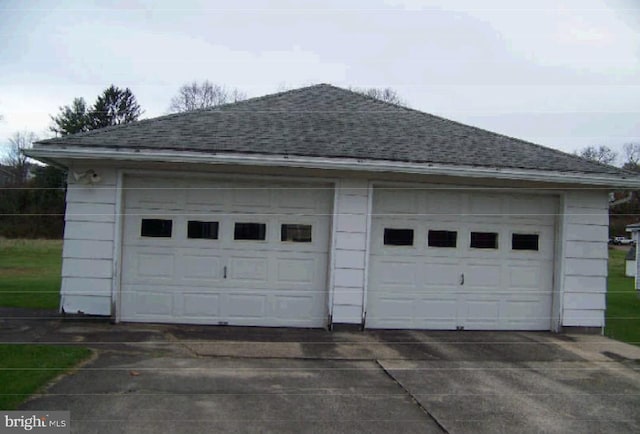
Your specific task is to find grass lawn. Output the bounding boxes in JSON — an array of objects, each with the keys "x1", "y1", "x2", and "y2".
[
  {"x1": 605, "y1": 248, "x2": 640, "y2": 346},
  {"x1": 0, "y1": 345, "x2": 92, "y2": 410},
  {"x1": 0, "y1": 238, "x2": 62, "y2": 309},
  {"x1": 0, "y1": 239, "x2": 91, "y2": 410}
]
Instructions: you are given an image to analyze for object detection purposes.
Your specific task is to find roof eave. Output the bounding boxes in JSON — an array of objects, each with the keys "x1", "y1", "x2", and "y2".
[{"x1": 25, "y1": 146, "x2": 640, "y2": 188}]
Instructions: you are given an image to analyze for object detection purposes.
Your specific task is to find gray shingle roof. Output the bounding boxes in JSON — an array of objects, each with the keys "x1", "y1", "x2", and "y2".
[{"x1": 36, "y1": 83, "x2": 628, "y2": 176}]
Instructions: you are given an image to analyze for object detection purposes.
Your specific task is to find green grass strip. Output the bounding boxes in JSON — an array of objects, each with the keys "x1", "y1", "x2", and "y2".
[{"x1": 0, "y1": 344, "x2": 92, "y2": 410}]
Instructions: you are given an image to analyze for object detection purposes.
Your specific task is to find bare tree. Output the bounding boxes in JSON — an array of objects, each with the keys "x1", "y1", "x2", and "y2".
[
  {"x1": 350, "y1": 87, "x2": 408, "y2": 107},
  {"x1": 3, "y1": 131, "x2": 37, "y2": 184},
  {"x1": 622, "y1": 143, "x2": 640, "y2": 172},
  {"x1": 575, "y1": 145, "x2": 617, "y2": 166},
  {"x1": 168, "y1": 81, "x2": 247, "y2": 113}
]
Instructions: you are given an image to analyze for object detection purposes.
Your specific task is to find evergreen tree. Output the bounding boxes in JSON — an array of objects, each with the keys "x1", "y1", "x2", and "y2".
[
  {"x1": 50, "y1": 97, "x2": 91, "y2": 136},
  {"x1": 49, "y1": 86, "x2": 143, "y2": 135},
  {"x1": 91, "y1": 85, "x2": 142, "y2": 128}
]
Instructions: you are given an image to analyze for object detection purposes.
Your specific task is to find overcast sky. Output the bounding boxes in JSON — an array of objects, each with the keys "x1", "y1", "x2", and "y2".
[{"x1": 1, "y1": 0, "x2": 639, "y2": 164}]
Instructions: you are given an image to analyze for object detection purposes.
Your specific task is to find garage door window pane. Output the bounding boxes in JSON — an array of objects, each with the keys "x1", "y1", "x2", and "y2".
[
  {"x1": 281, "y1": 224, "x2": 312, "y2": 242},
  {"x1": 188, "y1": 221, "x2": 219, "y2": 239},
  {"x1": 234, "y1": 222, "x2": 266, "y2": 240},
  {"x1": 384, "y1": 228, "x2": 414, "y2": 246},
  {"x1": 470, "y1": 232, "x2": 498, "y2": 249},
  {"x1": 141, "y1": 219, "x2": 172, "y2": 238},
  {"x1": 512, "y1": 233, "x2": 539, "y2": 251},
  {"x1": 428, "y1": 230, "x2": 457, "y2": 248}
]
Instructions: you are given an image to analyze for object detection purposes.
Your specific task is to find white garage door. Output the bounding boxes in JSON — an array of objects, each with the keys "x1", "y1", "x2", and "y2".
[
  {"x1": 367, "y1": 188, "x2": 557, "y2": 330},
  {"x1": 120, "y1": 175, "x2": 332, "y2": 327}
]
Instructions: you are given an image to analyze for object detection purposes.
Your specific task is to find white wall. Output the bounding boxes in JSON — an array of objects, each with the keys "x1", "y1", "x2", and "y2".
[
  {"x1": 60, "y1": 167, "x2": 118, "y2": 315},
  {"x1": 561, "y1": 191, "x2": 609, "y2": 329},
  {"x1": 330, "y1": 179, "x2": 369, "y2": 324},
  {"x1": 57, "y1": 167, "x2": 613, "y2": 331}
]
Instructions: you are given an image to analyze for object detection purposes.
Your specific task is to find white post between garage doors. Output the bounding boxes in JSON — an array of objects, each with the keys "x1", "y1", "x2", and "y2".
[{"x1": 330, "y1": 179, "x2": 370, "y2": 325}]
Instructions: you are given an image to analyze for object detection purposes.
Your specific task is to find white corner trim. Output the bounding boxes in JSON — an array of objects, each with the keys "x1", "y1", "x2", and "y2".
[
  {"x1": 361, "y1": 181, "x2": 374, "y2": 325},
  {"x1": 25, "y1": 146, "x2": 640, "y2": 188},
  {"x1": 112, "y1": 170, "x2": 124, "y2": 323}
]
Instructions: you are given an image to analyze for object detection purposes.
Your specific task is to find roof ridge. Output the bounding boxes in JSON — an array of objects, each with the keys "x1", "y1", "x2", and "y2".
[{"x1": 211, "y1": 83, "x2": 329, "y2": 111}]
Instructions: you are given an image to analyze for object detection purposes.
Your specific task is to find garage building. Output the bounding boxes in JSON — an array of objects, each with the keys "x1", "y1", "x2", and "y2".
[{"x1": 27, "y1": 84, "x2": 640, "y2": 332}]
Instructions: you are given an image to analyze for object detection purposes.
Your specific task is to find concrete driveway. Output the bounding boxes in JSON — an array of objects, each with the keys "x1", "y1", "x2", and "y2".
[{"x1": 3, "y1": 310, "x2": 640, "y2": 433}]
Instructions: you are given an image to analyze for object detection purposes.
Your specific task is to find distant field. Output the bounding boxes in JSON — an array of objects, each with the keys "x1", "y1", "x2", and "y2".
[
  {"x1": 0, "y1": 238, "x2": 62, "y2": 309},
  {"x1": 605, "y1": 248, "x2": 640, "y2": 346}
]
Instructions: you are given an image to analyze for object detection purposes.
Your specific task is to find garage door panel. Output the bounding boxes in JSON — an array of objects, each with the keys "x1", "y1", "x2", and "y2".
[
  {"x1": 367, "y1": 296, "x2": 458, "y2": 329},
  {"x1": 276, "y1": 258, "x2": 315, "y2": 284},
  {"x1": 373, "y1": 259, "x2": 418, "y2": 287},
  {"x1": 183, "y1": 294, "x2": 222, "y2": 317},
  {"x1": 421, "y1": 263, "x2": 460, "y2": 286},
  {"x1": 374, "y1": 189, "x2": 419, "y2": 214},
  {"x1": 225, "y1": 293, "x2": 267, "y2": 318},
  {"x1": 507, "y1": 196, "x2": 557, "y2": 225},
  {"x1": 228, "y1": 257, "x2": 268, "y2": 282},
  {"x1": 462, "y1": 299, "x2": 500, "y2": 329},
  {"x1": 122, "y1": 251, "x2": 176, "y2": 283},
  {"x1": 367, "y1": 297, "x2": 415, "y2": 328},
  {"x1": 464, "y1": 264, "x2": 502, "y2": 288},
  {"x1": 274, "y1": 294, "x2": 321, "y2": 319},
  {"x1": 367, "y1": 187, "x2": 557, "y2": 331},
  {"x1": 500, "y1": 298, "x2": 551, "y2": 329},
  {"x1": 424, "y1": 191, "x2": 463, "y2": 217},
  {"x1": 231, "y1": 187, "x2": 272, "y2": 209},
  {"x1": 137, "y1": 253, "x2": 175, "y2": 278},
  {"x1": 469, "y1": 194, "x2": 504, "y2": 217},
  {"x1": 275, "y1": 187, "x2": 332, "y2": 212},
  {"x1": 185, "y1": 184, "x2": 229, "y2": 208},
  {"x1": 125, "y1": 179, "x2": 187, "y2": 211},
  {"x1": 124, "y1": 289, "x2": 174, "y2": 317},
  {"x1": 121, "y1": 176, "x2": 331, "y2": 327},
  {"x1": 180, "y1": 254, "x2": 223, "y2": 281},
  {"x1": 508, "y1": 264, "x2": 545, "y2": 289}
]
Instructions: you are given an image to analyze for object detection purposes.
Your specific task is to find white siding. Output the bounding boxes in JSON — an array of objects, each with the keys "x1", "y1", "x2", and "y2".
[
  {"x1": 56, "y1": 166, "x2": 615, "y2": 332},
  {"x1": 60, "y1": 167, "x2": 117, "y2": 315},
  {"x1": 331, "y1": 179, "x2": 369, "y2": 324},
  {"x1": 561, "y1": 191, "x2": 609, "y2": 328}
]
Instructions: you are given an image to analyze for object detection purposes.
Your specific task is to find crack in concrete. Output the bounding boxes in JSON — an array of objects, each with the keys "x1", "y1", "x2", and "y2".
[
  {"x1": 163, "y1": 331, "x2": 201, "y2": 357},
  {"x1": 375, "y1": 359, "x2": 449, "y2": 434}
]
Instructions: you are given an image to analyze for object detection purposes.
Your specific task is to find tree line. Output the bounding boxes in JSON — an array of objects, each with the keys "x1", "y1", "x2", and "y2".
[
  {"x1": 1, "y1": 82, "x2": 404, "y2": 238},
  {"x1": 1, "y1": 85, "x2": 145, "y2": 238}
]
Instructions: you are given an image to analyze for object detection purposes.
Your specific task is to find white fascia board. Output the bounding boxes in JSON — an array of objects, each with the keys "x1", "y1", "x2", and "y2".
[{"x1": 25, "y1": 146, "x2": 640, "y2": 188}]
